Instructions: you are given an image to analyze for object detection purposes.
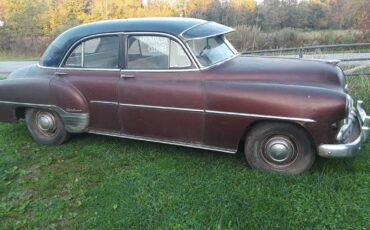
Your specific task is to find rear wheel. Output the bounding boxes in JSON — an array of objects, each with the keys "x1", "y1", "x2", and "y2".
[
  {"x1": 25, "y1": 108, "x2": 69, "y2": 145},
  {"x1": 245, "y1": 122, "x2": 315, "y2": 174}
]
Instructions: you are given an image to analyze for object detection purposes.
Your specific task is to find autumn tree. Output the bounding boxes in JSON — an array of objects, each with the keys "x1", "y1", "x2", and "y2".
[
  {"x1": 346, "y1": 0, "x2": 370, "y2": 37},
  {"x1": 258, "y1": 0, "x2": 288, "y2": 30},
  {"x1": 0, "y1": 0, "x2": 369, "y2": 55},
  {"x1": 230, "y1": 0, "x2": 256, "y2": 10},
  {"x1": 45, "y1": 0, "x2": 87, "y2": 35},
  {"x1": 185, "y1": 0, "x2": 214, "y2": 18},
  {"x1": 1, "y1": 0, "x2": 47, "y2": 54}
]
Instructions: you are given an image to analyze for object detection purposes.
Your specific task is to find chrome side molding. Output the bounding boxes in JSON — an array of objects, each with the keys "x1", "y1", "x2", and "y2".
[
  {"x1": 90, "y1": 100, "x2": 118, "y2": 105},
  {"x1": 206, "y1": 110, "x2": 316, "y2": 123},
  {"x1": 119, "y1": 103, "x2": 204, "y2": 113},
  {"x1": 90, "y1": 100, "x2": 316, "y2": 122},
  {"x1": 88, "y1": 129, "x2": 237, "y2": 154}
]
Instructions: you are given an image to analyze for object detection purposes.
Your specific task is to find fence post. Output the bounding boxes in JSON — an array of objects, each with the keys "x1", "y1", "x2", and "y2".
[{"x1": 299, "y1": 48, "x2": 303, "y2": 58}]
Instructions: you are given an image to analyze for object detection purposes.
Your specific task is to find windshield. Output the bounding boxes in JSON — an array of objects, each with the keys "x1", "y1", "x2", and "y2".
[{"x1": 187, "y1": 35, "x2": 236, "y2": 67}]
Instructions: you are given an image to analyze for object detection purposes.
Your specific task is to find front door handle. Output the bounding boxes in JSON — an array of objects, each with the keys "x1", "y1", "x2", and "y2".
[{"x1": 120, "y1": 74, "x2": 135, "y2": 79}]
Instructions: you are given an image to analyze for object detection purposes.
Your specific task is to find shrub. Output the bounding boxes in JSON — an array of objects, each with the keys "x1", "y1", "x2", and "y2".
[{"x1": 229, "y1": 25, "x2": 366, "y2": 52}]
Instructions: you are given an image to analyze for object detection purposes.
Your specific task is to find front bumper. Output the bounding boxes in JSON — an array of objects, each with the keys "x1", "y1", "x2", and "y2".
[{"x1": 318, "y1": 100, "x2": 370, "y2": 158}]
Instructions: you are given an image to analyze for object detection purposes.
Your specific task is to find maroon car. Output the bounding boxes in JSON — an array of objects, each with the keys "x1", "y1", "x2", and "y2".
[{"x1": 1, "y1": 18, "x2": 369, "y2": 173}]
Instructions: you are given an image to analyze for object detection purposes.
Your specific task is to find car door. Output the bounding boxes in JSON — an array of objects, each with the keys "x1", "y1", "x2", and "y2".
[
  {"x1": 55, "y1": 34, "x2": 122, "y2": 131},
  {"x1": 117, "y1": 34, "x2": 205, "y2": 144}
]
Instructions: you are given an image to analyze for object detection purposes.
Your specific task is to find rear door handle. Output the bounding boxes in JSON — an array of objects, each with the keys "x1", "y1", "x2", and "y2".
[
  {"x1": 120, "y1": 74, "x2": 135, "y2": 79},
  {"x1": 55, "y1": 72, "x2": 68, "y2": 76}
]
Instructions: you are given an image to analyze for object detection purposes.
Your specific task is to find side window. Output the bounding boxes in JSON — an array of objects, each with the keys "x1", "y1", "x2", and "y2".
[
  {"x1": 128, "y1": 39, "x2": 141, "y2": 55},
  {"x1": 127, "y1": 35, "x2": 192, "y2": 70},
  {"x1": 170, "y1": 40, "x2": 191, "y2": 68},
  {"x1": 64, "y1": 35, "x2": 119, "y2": 69},
  {"x1": 65, "y1": 44, "x2": 82, "y2": 67}
]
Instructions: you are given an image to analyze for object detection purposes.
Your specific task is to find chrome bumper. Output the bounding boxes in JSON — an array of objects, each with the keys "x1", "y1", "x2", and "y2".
[{"x1": 318, "y1": 100, "x2": 370, "y2": 158}]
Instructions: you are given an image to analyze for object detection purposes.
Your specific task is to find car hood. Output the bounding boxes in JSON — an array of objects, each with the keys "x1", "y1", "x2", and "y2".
[{"x1": 207, "y1": 55, "x2": 346, "y2": 91}]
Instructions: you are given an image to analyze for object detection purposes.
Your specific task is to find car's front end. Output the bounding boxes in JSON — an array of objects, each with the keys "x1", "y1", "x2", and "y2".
[
  {"x1": 192, "y1": 29, "x2": 369, "y2": 160},
  {"x1": 318, "y1": 96, "x2": 370, "y2": 158},
  {"x1": 187, "y1": 23, "x2": 369, "y2": 159}
]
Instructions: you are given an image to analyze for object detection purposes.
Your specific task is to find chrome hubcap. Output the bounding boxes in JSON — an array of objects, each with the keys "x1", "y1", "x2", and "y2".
[
  {"x1": 36, "y1": 112, "x2": 56, "y2": 133},
  {"x1": 264, "y1": 136, "x2": 295, "y2": 163}
]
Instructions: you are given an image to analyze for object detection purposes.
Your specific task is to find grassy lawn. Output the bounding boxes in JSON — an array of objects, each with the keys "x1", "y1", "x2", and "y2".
[
  {"x1": 0, "y1": 74, "x2": 369, "y2": 229},
  {"x1": 347, "y1": 68, "x2": 370, "y2": 111},
  {"x1": 1, "y1": 123, "x2": 369, "y2": 229}
]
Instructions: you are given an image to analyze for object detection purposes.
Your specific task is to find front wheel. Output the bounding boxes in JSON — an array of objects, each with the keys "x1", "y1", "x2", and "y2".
[
  {"x1": 25, "y1": 108, "x2": 70, "y2": 145},
  {"x1": 245, "y1": 122, "x2": 315, "y2": 174}
]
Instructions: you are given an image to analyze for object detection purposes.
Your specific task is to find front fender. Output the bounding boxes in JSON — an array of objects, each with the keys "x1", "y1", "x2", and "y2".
[
  {"x1": 205, "y1": 81, "x2": 347, "y2": 147},
  {"x1": 206, "y1": 81, "x2": 346, "y2": 123}
]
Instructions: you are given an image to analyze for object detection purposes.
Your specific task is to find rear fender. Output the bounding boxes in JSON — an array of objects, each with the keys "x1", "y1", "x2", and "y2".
[{"x1": 49, "y1": 77, "x2": 89, "y2": 132}]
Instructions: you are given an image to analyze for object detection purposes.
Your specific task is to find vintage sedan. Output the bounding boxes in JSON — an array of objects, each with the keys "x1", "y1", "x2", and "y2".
[{"x1": 1, "y1": 18, "x2": 369, "y2": 173}]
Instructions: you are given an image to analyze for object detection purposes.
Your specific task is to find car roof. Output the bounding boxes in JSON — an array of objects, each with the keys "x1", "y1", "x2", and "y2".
[
  {"x1": 39, "y1": 17, "x2": 234, "y2": 67},
  {"x1": 67, "y1": 17, "x2": 206, "y2": 38}
]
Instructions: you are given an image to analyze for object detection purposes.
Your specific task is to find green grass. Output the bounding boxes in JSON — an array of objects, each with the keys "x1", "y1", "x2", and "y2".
[
  {"x1": 347, "y1": 69, "x2": 370, "y2": 111},
  {"x1": 0, "y1": 74, "x2": 369, "y2": 229},
  {"x1": 1, "y1": 123, "x2": 369, "y2": 229}
]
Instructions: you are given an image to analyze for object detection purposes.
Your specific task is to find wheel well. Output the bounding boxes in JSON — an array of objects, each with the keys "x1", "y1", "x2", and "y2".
[
  {"x1": 238, "y1": 120, "x2": 316, "y2": 153},
  {"x1": 15, "y1": 107, "x2": 26, "y2": 120}
]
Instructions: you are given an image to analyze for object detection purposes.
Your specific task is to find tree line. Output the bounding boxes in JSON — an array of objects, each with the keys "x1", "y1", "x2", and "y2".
[{"x1": 0, "y1": 0, "x2": 369, "y2": 56}]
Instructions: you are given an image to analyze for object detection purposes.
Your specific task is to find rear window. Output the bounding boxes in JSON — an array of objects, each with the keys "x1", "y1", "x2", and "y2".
[{"x1": 39, "y1": 44, "x2": 64, "y2": 67}]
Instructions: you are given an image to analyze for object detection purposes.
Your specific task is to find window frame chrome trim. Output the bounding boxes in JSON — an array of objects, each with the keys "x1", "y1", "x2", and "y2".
[
  {"x1": 57, "y1": 67, "x2": 121, "y2": 72},
  {"x1": 88, "y1": 129, "x2": 237, "y2": 154},
  {"x1": 55, "y1": 31, "x2": 201, "y2": 71},
  {"x1": 198, "y1": 53, "x2": 240, "y2": 71},
  {"x1": 58, "y1": 32, "x2": 124, "y2": 69},
  {"x1": 38, "y1": 28, "x2": 238, "y2": 71},
  {"x1": 81, "y1": 41, "x2": 85, "y2": 67},
  {"x1": 185, "y1": 34, "x2": 239, "y2": 70},
  {"x1": 123, "y1": 31, "x2": 200, "y2": 70},
  {"x1": 120, "y1": 68, "x2": 198, "y2": 73}
]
